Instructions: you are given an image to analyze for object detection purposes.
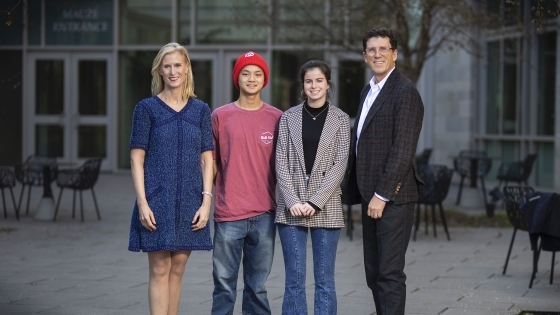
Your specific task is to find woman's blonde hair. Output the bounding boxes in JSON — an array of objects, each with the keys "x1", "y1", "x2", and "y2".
[{"x1": 151, "y1": 43, "x2": 196, "y2": 99}]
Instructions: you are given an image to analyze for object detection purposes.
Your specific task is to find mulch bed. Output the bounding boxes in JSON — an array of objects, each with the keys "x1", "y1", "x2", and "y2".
[
  {"x1": 0, "y1": 227, "x2": 16, "y2": 234},
  {"x1": 439, "y1": 209, "x2": 511, "y2": 228}
]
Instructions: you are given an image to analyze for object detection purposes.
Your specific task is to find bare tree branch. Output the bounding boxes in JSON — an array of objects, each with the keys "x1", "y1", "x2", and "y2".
[
  {"x1": 230, "y1": 0, "x2": 558, "y2": 83},
  {"x1": 0, "y1": 0, "x2": 21, "y2": 26}
]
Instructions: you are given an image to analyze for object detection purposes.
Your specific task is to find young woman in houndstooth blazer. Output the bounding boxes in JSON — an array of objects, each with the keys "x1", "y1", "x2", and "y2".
[{"x1": 275, "y1": 60, "x2": 351, "y2": 315}]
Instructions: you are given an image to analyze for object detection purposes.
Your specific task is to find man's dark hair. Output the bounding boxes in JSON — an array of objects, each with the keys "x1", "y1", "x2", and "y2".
[{"x1": 362, "y1": 28, "x2": 398, "y2": 52}]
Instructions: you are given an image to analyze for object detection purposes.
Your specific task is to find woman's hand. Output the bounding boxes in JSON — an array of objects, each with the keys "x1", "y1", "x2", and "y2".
[
  {"x1": 138, "y1": 203, "x2": 157, "y2": 231},
  {"x1": 302, "y1": 203, "x2": 316, "y2": 217},
  {"x1": 192, "y1": 204, "x2": 210, "y2": 231},
  {"x1": 289, "y1": 203, "x2": 305, "y2": 217}
]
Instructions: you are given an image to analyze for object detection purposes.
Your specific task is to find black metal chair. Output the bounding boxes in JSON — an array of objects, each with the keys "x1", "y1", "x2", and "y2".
[
  {"x1": 0, "y1": 167, "x2": 19, "y2": 220},
  {"x1": 497, "y1": 154, "x2": 537, "y2": 187},
  {"x1": 454, "y1": 150, "x2": 492, "y2": 206},
  {"x1": 414, "y1": 164, "x2": 453, "y2": 241},
  {"x1": 14, "y1": 155, "x2": 57, "y2": 215},
  {"x1": 53, "y1": 158, "x2": 102, "y2": 222},
  {"x1": 415, "y1": 148, "x2": 433, "y2": 166},
  {"x1": 520, "y1": 191, "x2": 559, "y2": 288},
  {"x1": 502, "y1": 186, "x2": 534, "y2": 277}
]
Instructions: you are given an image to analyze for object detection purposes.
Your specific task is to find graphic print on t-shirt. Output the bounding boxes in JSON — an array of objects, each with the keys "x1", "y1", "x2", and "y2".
[{"x1": 261, "y1": 131, "x2": 273, "y2": 144}]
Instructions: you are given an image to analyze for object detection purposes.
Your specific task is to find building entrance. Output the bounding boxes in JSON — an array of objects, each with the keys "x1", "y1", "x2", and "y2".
[{"x1": 26, "y1": 52, "x2": 114, "y2": 170}]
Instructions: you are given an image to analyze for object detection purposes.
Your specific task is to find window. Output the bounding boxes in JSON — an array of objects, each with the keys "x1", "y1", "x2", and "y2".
[
  {"x1": 481, "y1": 30, "x2": 557, "y2": 188},
  {"x1": 486, "y1": 41, "x2": 500, "y2": 134},
  {"x1": 273, "y1": 0, "x2": 325, "y2": 44},
  {"x1": 178, "y1": 0, "x2": 191, "y2": 44},
  {"x1": 338, "y1": 60, "x2": 366, "y2": 117},
  {"x1": 537, "y1": 32, "x2": 556, "y2": 136},
  {"x1": 120, "y1": 0, "x2": 171, "y2": 45},
  {"x1": 28, "y1": 0, "x2": 41, "y2": 45},
  {"x1": 196, "y1": 0, "x2": 266, "y2": 44},
  {"x1": 0, "y1": 0, "x2": 23, "y2": 45},
  {"x1": 0, "y1": 50, "x2": 22, "y2": 165},
  {"x1": 485, "y1": 39, "x2": 520, "y2": 135},
  {"x1": 271, "y1": 51, "x2": 324, "y2": 111},
  {"x1": 118, "y1": 51, "x2": 156, "y2": 168}
]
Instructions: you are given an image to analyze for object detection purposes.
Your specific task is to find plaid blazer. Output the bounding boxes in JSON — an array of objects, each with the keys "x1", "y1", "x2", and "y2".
[
  {"x1": 342, "y1": 68, "x2": 424, "y2": 205},
  {"x1": 275, "y1": 103, "x2": 351, "y2": 228}
]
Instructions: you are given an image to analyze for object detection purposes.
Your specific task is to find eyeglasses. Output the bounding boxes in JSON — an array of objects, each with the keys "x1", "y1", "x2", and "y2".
[{"x1": 365, "y1": 46, "x2": 394, "y2": 56}]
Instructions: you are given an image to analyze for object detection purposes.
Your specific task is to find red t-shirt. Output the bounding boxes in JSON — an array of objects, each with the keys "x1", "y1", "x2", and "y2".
[{"x1": 212, "y1": 102, "x2": 282, "y2": 222}]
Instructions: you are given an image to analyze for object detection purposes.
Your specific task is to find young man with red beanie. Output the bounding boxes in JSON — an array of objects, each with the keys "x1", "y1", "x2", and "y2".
[{"x1": 211, "y1": 51, "x2": 282, "y2": 315}]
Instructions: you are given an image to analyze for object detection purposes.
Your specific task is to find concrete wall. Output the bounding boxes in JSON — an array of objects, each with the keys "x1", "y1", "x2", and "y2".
[{"x1": 416, "y1": 49, "x2": 476, "y2": 173}]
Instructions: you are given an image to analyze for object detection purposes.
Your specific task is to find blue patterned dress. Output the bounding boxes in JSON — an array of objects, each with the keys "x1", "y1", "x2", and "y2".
[{"x1": 128, "y1": 96, "x2": 214, "y2": 252}]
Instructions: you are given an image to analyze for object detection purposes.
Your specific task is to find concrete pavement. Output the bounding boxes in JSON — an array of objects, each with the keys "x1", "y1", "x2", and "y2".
[{"x1": 0, "y1": 174, "x2": 558, "y2": 315}]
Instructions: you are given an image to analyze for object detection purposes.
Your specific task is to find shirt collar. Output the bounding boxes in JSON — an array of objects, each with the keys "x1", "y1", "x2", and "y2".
[{"x1": 368, "y1": 67, "x2": 396, "y2": 91}]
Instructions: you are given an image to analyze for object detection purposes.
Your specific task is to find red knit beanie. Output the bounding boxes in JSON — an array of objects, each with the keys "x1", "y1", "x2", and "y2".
[{"x1": 232, "y1": 51, "x2": 269, "y2": 90}]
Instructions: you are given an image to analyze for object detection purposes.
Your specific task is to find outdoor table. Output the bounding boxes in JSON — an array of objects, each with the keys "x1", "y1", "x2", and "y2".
[
  {"x1": 450, "y1": 155, "x2": 500, "y2": 188},
  {"x1": 34, "y1": 162, "x2": 74, "y2": 220}
]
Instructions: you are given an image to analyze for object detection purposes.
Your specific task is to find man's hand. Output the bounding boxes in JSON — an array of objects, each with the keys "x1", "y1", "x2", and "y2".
[{"x1": 367, "y1": 195, "x2": 387, "y2": 219}]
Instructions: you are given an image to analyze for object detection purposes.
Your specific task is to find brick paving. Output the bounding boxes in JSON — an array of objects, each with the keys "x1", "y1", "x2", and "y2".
[{"x1": 0, "y1": 174, "x2": 558, "y2": 314}]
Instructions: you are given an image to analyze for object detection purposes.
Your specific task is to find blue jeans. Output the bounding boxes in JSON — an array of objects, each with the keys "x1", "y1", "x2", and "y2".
[
  {"x1": 277, "y1": 224, "x2": 341, "y2": 315},
  {"x1": 211, "y1": 212, "x2": 276, "y2": 315}
]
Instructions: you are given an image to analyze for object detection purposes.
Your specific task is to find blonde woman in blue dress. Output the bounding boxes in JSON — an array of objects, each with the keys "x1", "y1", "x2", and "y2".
[{"x1": 128, "y1": 43, "x2": 214, "y2": 315}]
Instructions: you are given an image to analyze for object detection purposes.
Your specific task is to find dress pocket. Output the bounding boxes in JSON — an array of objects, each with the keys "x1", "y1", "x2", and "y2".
[
  {"x1": 146, "y1": 186, "x2": 164, "y2": 201},
  {"x1": 146, "y1": 185, "x2": 168, "y2": 218},
  {"x1": 181, "y1": 186, "x2": 203, "y2": 222}
]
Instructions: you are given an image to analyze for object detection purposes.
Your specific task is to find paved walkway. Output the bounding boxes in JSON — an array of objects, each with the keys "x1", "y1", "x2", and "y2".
[{"x1": 0, "y1": 174, "x2": 558, "y2": 315}]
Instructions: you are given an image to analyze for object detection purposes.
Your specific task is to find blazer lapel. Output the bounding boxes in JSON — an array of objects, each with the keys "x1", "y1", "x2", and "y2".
[
  {"x1": 361, "y1": 69, "x2": 399, "y2": 132},
  {"x1": 311, "y1": 105, "x2": 341, "y2": 175},
  {"x1": 287, "y1": 105, "x2": 307, "y2": 174}
]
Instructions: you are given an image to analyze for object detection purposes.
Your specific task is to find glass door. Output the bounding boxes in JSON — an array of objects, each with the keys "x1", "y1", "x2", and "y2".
[
  {"x1": 27, "y1": 52, "x2": 113, "y2": 170},
  {"x1": 189, "y1": 52, "x2": 218, "y2": 109},
  {"x1": 27, "y1": 53, "x2": 70, "y2": 162}
]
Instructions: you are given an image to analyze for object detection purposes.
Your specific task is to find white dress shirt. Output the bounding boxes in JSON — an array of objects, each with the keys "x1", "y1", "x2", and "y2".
[{"x1": 355, "y1": 67, "x2": 395, "y2": 202}]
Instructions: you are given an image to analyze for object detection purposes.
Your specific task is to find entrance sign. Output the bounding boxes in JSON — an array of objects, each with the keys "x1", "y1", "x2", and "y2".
[{"x1": 46, "y1": 0, "x2": 113, "y2": 45}]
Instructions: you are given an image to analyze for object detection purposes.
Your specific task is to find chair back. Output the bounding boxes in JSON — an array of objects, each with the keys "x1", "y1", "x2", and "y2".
[
  {"x1": 0, "y1": 167, "x2": 16, "y2": 188},
  {"x1": 477, "y1": 156, "x2": 492, "y2": 176},
  {"x1": 497, "y1": 154, "x2": 537, "y2": 183},
  {"x1": 459, "y1": 150, "x2": 486, "y2": 158},
  {"x1": 415, "y1": 148, "x2": 432, "y2": 166},
  {"x1": 78, "y1": 158, "x2": 103, "y2": 189},
  {"x1": 453, "y1": 150, "x2": 491, "y2": 177},
  {"x1": 418, "y1": 164, "x2": 454, "y2": 204},
  {"x1": 520, "y1": 154, "x2": 537, "y2": 181},
  {"x1": 14, "y1": 155, "x2": 57, "y2": 185},
  {"x1": 503, "y1": 186, "x2": 534, "y2": 231}
]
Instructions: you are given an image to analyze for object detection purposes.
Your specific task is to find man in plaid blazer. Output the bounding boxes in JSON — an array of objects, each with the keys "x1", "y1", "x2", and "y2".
[{"x1": 342, "y1": 28, "x2": 424, "y2": 315}]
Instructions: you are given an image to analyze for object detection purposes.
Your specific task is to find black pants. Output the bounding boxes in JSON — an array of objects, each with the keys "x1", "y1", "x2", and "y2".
[{"x1": 361, "y1": 199, "x2": 414, "y2": 315}]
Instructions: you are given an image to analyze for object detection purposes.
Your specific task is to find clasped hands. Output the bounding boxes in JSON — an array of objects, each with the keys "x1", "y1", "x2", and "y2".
[{"x1": 289, "y1": 202, "x2": 316, "y2": 217}]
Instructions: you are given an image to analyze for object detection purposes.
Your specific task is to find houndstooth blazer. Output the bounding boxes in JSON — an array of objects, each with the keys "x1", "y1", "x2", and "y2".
[{"x1": 275, "y1": 103, "x2": 351, "y2": 228}]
